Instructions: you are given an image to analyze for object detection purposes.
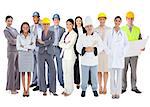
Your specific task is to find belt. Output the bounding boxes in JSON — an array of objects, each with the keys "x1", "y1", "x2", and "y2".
[{"x1": 54, "y1": 46, "x2": 60, "y2": 48}]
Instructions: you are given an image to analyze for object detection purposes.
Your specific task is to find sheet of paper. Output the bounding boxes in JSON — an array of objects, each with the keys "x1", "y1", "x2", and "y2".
[{"x1": 125, "y1": 37, "x2": 149, "y2": 57}]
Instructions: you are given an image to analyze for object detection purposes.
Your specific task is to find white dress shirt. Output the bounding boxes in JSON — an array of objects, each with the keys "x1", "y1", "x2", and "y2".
[{"x1": 16, "y1": 33, "x2": 36, "y2": 51}]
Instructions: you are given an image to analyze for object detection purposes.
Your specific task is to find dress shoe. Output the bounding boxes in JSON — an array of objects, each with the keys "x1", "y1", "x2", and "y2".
[
  {"x1": 93, "y1": 91, "x2": 98, "y2": 97},
  {"x1": 23, "y1": 91, "x2": 26, "y2": 97},
  {"x1": 60, "y1": 84, "x2": 64, "y2": 88},
  {"x1": 81, "y1": 91, "x2": 86, "y2": 97},
  {"x1": 50, "y1": 91, "x2": 58, "y2": 96},
  {"x1": 112, "y1": 95, "x2": 115, "y2": 99},
  {"x1": 76, "y1": 84, "x2": 80, "y2": 89},
  {"x1": 121, "y1": 89, "x2": 126, "y2": 94},
  {"x1": 43, "y1": 92, "x2": 47, "y2": 96},
  {"x1": 115, "y1": 95, "x2": 120, "y2": 99},
  {"x1": 33, "y1": 86, "x2": 39, "y2": 91},
  {"x1": 30, "y1": 84, "x2": 37, "y2": 88},
  {"x1": 64, "y1": 93, "x2": 70, "y2": 96},
  {"x1": 11, "y1": 91, "x2": 18, "y2": 94},
  {"x1": 131, "y1": 89, "x2": 142, "y2": 93}
]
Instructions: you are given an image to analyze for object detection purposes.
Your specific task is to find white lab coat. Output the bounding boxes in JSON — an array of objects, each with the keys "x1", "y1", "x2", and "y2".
[{"x1": 107, "y1": 29, "x2": 129, "y2": 69}]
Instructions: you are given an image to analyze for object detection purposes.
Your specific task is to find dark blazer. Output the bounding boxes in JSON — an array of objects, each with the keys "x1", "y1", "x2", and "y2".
[
  {"x1": 37, "y1": 30, "x2": 54, "y2": 55},
  {"x1": 49, "y1": 25, "x2": 65, "y2": 44},
  {"x1": 74, "y1": 27, "x2": 86, "y2": 56}
]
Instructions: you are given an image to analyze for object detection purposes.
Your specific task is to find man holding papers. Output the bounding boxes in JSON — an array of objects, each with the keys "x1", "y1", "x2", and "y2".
[{"x1": 121, "y1": 11, "x2": 144, "y2": 94}]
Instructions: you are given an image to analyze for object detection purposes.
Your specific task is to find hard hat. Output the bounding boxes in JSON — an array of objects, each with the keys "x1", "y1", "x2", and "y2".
[
  {"x1": 42, "y1": 17, "x2": 51, "y2": 24},
  {"x1": 84, "y1": 16, "x2": 93, "y2": 27},
  {"x1": 52, "y1": 14, "x2": 60, "y2": 20},
  {"x1": 32, "y1": 11, "x2": 40, "y2": 17},
  {"x1": 97, "y1": 12, "x2": 107, "y2": 19},
  {"x1": 126, "y1": 11, "x2": 134, "y2": 18}
]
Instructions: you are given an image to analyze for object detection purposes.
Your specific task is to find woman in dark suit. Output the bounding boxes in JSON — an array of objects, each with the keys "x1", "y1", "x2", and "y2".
[{"x1": 74, "y1": 16, "x2": 87, "y2": 89}]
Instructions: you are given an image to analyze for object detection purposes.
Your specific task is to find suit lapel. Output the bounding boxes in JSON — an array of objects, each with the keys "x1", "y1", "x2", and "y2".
[{"x1": 6, "y1": 27, "x2": 17, "y2": 38}]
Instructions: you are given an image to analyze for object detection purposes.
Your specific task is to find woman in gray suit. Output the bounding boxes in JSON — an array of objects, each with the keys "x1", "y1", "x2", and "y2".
[
  {"x1": 37, "y1": 18, "x2": 57, "y2": 96},
  {"x1": 4, "y1": 16, "x2": 20, "y2": 94}
]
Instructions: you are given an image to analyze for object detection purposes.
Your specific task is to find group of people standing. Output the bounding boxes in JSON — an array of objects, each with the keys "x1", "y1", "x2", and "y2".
[{"x1": 4, "y1": 11, "x2": 144, "y2": 99}]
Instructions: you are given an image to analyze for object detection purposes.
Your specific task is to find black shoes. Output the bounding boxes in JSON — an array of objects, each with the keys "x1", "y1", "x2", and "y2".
[
  {"x1": 23, "y1": 92, "x2": 29, "y2": 97},
  {"x1": 81, "y1": 91, "x2": 99, "y2": 97},
  {"x1": 131, "y1": 89, "x2": 142, "y2": 93},
  {"x1": 93, "y1": 91, "x2": 98, "y2": 97},
  {"x1": 50, "y1": 91, "x2": 58, "y2": 96},
  {"x1": 121, "y1": 89, "x2": 126, "y2": 94},
  {"x1": 30, "y1": 83, "x2": 37, "y2": 88},
  {"x1": 76, "y1": 84, "x2": 80, "y2": 89},
  {"x1": 60, "y1": 84, "x2": 64, "y2": 88},
  {"x1": 76, "y1": 86, "x2": 80, "y2": 89},
  {"x1": 81, "y1": 91, "x2": 86, "y2": 97},
  {"x1": 30, "y1": 83, "x2": 39, "y2": 91},
  {"x1": 43, "y1": 92, "x2": 47, "y2": 96},
  {"x1": 122, "y1": 89, "x2": 142, "y2": 94},
  {"x1": 33, "y1": 86, "x2": 39, "y2": 91}
]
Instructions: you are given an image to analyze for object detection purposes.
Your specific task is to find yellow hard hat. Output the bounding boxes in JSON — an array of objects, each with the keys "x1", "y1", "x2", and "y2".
[
  {"x1": 126, "y1": 11, "x2": 134, "y2": 19},
  {"x1": 42, "y1": 17, "x2": 51, "y2": 24},
  {"x1": 97, "y1": 12, "x2": 107, "y2": 19}
]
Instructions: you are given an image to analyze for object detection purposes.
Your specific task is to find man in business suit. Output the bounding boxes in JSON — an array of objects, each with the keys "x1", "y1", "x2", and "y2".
[
  {"x1": 37, "y1": 18, "x2": 57, "y2": 96},
  {"x1": 30, "y1": 12, "x2": 43, "y2": 91},
  {"x1": 48, "y1": 14, "x2": 65, "y2": 88}
]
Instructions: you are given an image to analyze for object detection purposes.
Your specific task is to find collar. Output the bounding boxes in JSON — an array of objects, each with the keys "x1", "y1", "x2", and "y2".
[
  {"x1": 112, "y1": 28, "x2": 122, "y2": 35},
  {"x1": 86, "y1": 32, "x2": 94, "y2": 36},
  {"x1": 21, "y1": 33, "x2": 30, "y2": 39},
  {"x1": 54, "y1": 25, "x2": 59, "y2": 29}
]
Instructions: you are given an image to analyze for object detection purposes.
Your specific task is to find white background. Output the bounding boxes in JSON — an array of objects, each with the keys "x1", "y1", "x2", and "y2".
[{"x1": 0, "y1": 0, "x2": 150, "y2": 107}]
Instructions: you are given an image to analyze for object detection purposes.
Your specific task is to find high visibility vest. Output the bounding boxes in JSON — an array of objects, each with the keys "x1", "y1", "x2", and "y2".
[{"x1": 121, "y1": 25, "x2": 140, "y2": 41}]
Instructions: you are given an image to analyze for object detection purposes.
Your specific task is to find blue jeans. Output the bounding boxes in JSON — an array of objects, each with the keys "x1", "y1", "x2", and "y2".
[{"x1": 81, "y1": 65, "x2": 98, "y2": 91}]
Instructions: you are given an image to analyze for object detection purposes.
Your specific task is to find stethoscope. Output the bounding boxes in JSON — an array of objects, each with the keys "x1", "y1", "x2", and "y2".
[
  {"x1": 112, "y1": 29, "x2": 123, "y2": 37},
  {"x1": 111, "y1": 29, "x2": 123, "y2": 43}
]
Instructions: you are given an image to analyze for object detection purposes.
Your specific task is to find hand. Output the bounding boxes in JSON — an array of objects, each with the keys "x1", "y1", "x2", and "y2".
[
  {"x1": 65, "y1": 41, "x2": 70, "y2": 44},
  {"x1": 30, "y1": 42, "x2": 33, "y2": 45},
  {"x1": 141, "y1": 48, "x2": 145, "y2": 51},
  {"x1": 37, "y1": 39, "x2": 45, "y2": 44},
  {"x1": 85, "y1": 47, "x2": 94, "y2": 52},
  {"x1": 28, "y1": 49, "x2": 31, "y2": 51},
  {"x1": 20, "y1": 45, "x2": 24, "y2": 48}
]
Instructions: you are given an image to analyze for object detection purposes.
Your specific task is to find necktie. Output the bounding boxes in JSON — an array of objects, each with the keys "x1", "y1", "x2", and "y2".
[{"x1": 34, "y1": 25, "x2": 38, "y2": 37}]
